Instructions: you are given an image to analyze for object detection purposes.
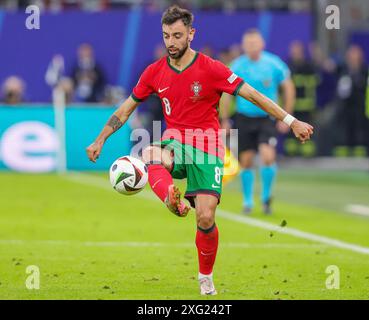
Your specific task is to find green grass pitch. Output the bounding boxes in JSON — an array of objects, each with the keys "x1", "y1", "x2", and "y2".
[{"x1": 0, "y1": 169, "x2": 369, "y2": 300}]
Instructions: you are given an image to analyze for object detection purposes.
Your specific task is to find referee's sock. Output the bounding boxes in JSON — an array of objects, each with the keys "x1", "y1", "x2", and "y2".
[
  {"x1": 241, "y1": 169, "x2": 254, "y2": 208},
  {"x1": 260, "y1": 164, "x2": 277, "y2": 203}
]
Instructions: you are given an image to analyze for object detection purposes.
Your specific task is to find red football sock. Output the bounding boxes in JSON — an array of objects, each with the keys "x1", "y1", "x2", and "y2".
[
  {"x1": 195, "y1": 224, "x2": 219, "y2": 275},
  {"x1": 148, "y1": 163, "x2": 173, "y2": 202}
]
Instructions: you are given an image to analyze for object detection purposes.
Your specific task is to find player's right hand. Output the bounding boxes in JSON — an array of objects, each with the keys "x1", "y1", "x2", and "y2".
[
  {"x1": 86, "y1": 140, "x2": 104, "y2": 163},
  {"x1": 291, "y1": 120, "x2": 314, "y2": 144}
]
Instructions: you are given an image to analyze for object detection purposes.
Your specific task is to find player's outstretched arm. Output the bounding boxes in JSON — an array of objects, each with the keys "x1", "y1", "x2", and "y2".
[
  {"x1": 86, "y1": 95, "x2": 140, "y2": 162},
  {"x1": 237, "y1": 82, "x2": 314, "y2": 143},
  {"x1": 277, "y1": 79, "x2": 296, "y2": 134}
]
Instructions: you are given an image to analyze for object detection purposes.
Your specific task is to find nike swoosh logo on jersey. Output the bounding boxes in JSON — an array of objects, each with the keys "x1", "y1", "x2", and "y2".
[
  {"x1": 211, "y1": 184, "x2": 220, "y2": 188},
  {"x1": 152, "y1": 179, "x2": 163, "y2": 189},
  {"x1": 200, "y1": 251, "x2": 213, "y2": 256},
  {"x1": 158, "y1": 87, "x2": 169, "y2": 93}
]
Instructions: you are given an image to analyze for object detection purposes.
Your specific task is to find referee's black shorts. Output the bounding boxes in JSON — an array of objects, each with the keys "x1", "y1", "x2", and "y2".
[{"x1": 234, "y1": 112, "x2": 278, "y2": 154}]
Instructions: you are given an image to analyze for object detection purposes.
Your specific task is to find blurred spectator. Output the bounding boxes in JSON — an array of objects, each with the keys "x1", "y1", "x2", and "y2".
[
  {"x1": 200, "y1": 45, "x2": 215, "y2": 58},
  {"x1": 309, "y1": 42, "x2": 338, "y2": 108},
  {"x1": 336, "y1": 45, "x2": 368, "y2": 154},
  {"x1": 218, "y1": 48, "x2": 232, "y2": 65},
  {"x1": 103, "y1": 85, "x2": 126, "y2": 105},
  {"x1": 80, "y1": 0, "x2": 108, "y2": 11},
  {"x1": 32, "y1": 0, "x2": 63, "y2": 12},
  {"x1": 285, "y1": 41, "x2": 319, "y2": 156},
  {"x1": 55, "y1": 77, "x2": 75, "y2": 105},
  {"x1": 71, "y1": 43, "x2": 106, "y2": 103},
  {"x1": 45, "y1": 54, "x2": 65, "y2": 87},
  {"x1": 1, "y1": 76, "x2": 25, "y2": 105},
  {"x1": 309, "y1": 42, "x2": 336, "y2": 73},
  {"x1": 153, "y1": 44, "x2": 167, "y2": 60},
  {"x1": 228, "y1": 43, "x2": 241, "y2": 61},
  {"x1": 218, "y1": 44, "x2": 241, "y2": 66},
  {"x1": 288, "y1": 41, "x2": 318, "y2": 122}
]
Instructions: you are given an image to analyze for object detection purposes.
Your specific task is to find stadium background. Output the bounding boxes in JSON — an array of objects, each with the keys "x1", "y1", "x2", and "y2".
[{"x1": 0, "y1": 0, "x2": 369, "y2": 300}]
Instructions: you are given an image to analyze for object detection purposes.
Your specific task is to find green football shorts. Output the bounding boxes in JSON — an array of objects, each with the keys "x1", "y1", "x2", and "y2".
[{"x1": 153, "y1": 139, "x2": 224, "y2": 208}]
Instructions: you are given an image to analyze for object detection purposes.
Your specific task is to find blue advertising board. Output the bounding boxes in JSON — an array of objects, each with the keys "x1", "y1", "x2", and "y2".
[{"x1": 0, "y1": 105, "x2": 132, "y2": 172}]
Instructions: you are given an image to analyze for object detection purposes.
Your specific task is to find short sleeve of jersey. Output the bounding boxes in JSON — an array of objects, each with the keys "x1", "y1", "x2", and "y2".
[
  {"x1": 211, "y1": 59, "x2": 244, "y2": 96},
  {"x1": 272, "y1": 56, "x2": 291, "y2": 85},
  {"x1": 131, "y1": 64, "x2": 155, "y2": 102}
]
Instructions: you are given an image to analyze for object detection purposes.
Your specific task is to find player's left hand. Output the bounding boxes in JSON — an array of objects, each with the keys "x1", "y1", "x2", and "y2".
[
  {"x1": 276, "y1": 120, "x2": 290, "y2": 134},
  {"x1": 291, "y1": 120, "x2": 314, "y2": 144}
]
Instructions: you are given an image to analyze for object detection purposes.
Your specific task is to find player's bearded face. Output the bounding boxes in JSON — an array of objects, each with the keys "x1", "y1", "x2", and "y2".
[
  {"x1": 166, "y1": 40, "x2": 189, "y2": 59},
  {"x1": 162, "y1": 21, "x2": 193, "y2": 60}
]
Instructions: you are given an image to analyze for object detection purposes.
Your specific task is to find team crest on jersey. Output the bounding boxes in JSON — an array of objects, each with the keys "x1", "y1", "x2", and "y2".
[{"x1": 191, "y1": 81, "x2": 202, "y2": 97}]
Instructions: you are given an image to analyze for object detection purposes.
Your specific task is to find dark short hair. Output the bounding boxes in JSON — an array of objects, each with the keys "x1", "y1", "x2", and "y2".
[
  {"x1": 161, "y1": 5, "x2": 194, "y2": 27},
  {"x1": 243, "y1": 28, "x2": 262, "y2": 37}
]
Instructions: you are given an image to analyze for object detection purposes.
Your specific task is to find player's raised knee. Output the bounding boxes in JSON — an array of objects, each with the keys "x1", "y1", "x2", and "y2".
[{"x1": 141, "y1": 146, "x2": 162, "y2": 164}]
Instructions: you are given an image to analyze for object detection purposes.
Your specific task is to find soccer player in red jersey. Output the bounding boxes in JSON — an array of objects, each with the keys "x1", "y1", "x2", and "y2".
[{"x1": 86, "y1": 6, "x2": 313, "y2": 295}]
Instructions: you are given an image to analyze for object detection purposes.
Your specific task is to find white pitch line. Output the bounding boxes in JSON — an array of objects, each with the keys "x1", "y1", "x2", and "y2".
[
  {"x1": 216, "y1": 209, "x2": 369, "y2": 256},
  {"x1": 63, "y1": 172, "x2": 369, "y2": 256},
  {"x1": 345, "y1": 204, "x2": 369, "y2": 217},
  {"x1": 0, "y1": 239, "x2": 328, "y2": 249}
]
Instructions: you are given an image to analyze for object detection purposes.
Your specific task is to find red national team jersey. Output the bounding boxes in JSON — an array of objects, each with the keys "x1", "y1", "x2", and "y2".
[{"x1": 131, "y1": 52, "x2": 244, "y2": 159}]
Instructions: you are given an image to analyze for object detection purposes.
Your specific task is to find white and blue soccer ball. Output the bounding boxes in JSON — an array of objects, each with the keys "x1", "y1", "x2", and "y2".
[{"x1": 109, "y1": 156, "x2": 148, "y2": 195}]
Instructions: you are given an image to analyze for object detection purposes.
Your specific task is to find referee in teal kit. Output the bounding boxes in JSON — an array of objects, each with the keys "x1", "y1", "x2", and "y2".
[{"x1": 221, "y1": 29, "x2": 296, "y2": 214}]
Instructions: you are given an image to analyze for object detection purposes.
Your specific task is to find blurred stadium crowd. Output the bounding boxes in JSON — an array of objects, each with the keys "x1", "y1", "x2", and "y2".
[
  {"x1": 0, "y1": 0, "x2": 368, "y2": 158},
  {"x1": 0, "y1": 0, "x2": 313, "y2": 12}
]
